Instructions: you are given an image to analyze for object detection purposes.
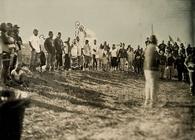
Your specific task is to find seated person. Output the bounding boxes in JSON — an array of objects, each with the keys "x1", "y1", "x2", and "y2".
[{"x1": 10, "y1": 64, "x2": 29, "y2": 87}]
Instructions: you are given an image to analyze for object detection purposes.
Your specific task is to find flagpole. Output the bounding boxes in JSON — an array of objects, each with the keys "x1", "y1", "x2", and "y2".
[{"x1": 151, "y1": 24, "x2": 154, "y2": 35}]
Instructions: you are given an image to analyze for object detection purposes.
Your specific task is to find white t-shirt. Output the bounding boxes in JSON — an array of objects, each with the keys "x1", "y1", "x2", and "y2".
[
  {"x1": 71, "y1": 45, "x2": 78, "y2": 57},
  {"x1": 29, "y1": 35, "x2": 40, "y2": 53},
  {"x1": 11, "y1": 69, "x2": 24, "y2": 81},
  {"x1": 97, "y1": 48, "x2": 104, "y2": 59},
  {"x1": 111, "y1": 49, "x2": 118, "y2": 57}
]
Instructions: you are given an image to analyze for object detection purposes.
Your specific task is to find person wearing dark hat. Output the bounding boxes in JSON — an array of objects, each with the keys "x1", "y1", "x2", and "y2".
[
  {"x1": 143, "y1": 35, "x2": 160, "y2": 107},
  {"x1": 184, "y1": 47, "x2": 195, "y2": 96},
  {"x1": 44, "y1": 31, "x2": 55, "y2": 71}
]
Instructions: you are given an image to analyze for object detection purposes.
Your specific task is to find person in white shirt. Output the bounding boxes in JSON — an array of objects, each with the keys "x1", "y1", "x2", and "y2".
[
  {"x1": 11, "y1": 65, "x2": 24, "y2": 83},
  {"x1": 111, "y1": 44, "x2": 118, "y2": 71},
  {"x1": 91, "y1": 39, "x2": 97, "y2": 70},
  {"x1": 29, "y1": 29, "x2": 41, "y2": 71},
  {"x1": 10, "y1": 64, "x2": 26, "y2": 86}
]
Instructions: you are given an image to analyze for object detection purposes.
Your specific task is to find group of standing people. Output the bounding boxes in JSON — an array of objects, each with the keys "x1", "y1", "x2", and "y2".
[
  {"x1": 0, "y1": 23, "x2": 195, "y2": 103},
  {"x1": 158, "y1": 40, "x2": 192, "y2": 82},
  {"x1": 143, "y1": 35, "x2": 195, "y2": 107},
  {"x1": 28, "y1": 29, "x2": 145, "y2": 74},
  {"x1": 0, "y1": 22, "x2": 30, "y2": 87}
]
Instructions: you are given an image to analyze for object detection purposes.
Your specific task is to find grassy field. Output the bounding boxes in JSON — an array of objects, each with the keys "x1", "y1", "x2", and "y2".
[{"x1": 4, "y1": 70, "x2": 195, "y2": 140}]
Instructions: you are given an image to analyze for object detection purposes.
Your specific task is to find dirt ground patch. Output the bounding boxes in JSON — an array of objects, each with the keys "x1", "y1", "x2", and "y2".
[{"x1": 3, "y1": 71, "x2": 194, "y2": 140}]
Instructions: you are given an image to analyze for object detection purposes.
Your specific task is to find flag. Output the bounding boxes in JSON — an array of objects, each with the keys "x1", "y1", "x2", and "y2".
[{"x1": 169, "y1": 35, "x2": 174, "y2": 43}]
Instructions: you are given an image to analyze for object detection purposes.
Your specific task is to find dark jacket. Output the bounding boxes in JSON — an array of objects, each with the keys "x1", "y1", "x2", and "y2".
[
  {"x1": 54, "y1": 37, "x2": 63, "y2": 54},
  {"x1": 14, "y1": 34, "x2": 22, "y2": 50},
  {"x1": 44, "y1": 37, "x2": 55, "y2": 54},
  {"x1": 118, "y1": 48, "x2": 127, "y2": 58},
  {"x1": 159, "y1": 55, "x2": 166, "y2": 65},
  {"x1": 166, "y1": 55, "x2": 175, "y2": 66},
  {"x1": 175, "y1": 55, "x2": 185, "y2": 71},
  {"x1": 158, "y1": 43, "x2": 166, "y2": 52}
]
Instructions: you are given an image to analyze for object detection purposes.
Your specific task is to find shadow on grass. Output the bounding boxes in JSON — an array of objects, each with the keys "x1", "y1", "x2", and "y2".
[
  {"x1": 30, "y1": 99, "x2": 116, "y2": 120},
  {"x1": 123, "y1": 100, "x2": 142, "y2": 108},
  {"x1": 23, "y1": 72, "x2": 121, "y2": 111},
  {"x1": 30, "y1": 99, "x2": 81, "y2": 113},
  {"x1": 163, "y1": 101, "x2": 195, "y2": 108},
  {"x1": 77, "y1": 71, "x2": 141, "y2": 86}
]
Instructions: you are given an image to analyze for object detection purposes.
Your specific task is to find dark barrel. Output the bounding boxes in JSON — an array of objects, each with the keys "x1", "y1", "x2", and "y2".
[{"x1": 0, "y1": 99, "x2": 30, "y2": 140}]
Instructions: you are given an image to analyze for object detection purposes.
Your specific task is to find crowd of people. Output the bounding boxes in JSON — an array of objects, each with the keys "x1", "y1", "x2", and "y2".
[
  {"x1": 143, "y1": 35, "x2": 195, "y2": 107},
  {"x1": 0, "y1": 22, "x2": 195, "y2": 101}
]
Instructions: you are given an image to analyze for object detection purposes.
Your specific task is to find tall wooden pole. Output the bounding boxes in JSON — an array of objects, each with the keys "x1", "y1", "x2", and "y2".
[
  {"x1": 151, "y1": 24, "x2": 154, "y2": 35},
  {"x1": 191, "y1": 0, "x2": 195, "y2": 46}
]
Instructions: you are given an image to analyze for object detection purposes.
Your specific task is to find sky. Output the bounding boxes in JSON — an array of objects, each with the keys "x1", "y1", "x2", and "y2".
[{"x1": 0, "y1": 0, "x2": 193, "y2": 47}]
